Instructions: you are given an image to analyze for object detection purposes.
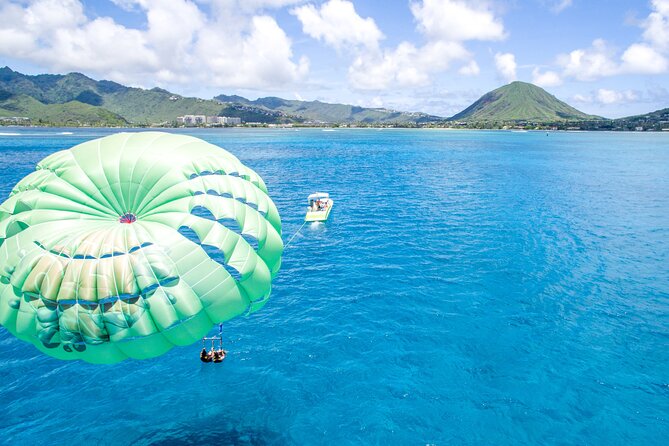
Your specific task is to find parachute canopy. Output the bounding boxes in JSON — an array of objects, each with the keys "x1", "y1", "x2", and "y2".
[{"x1": 0, "y1": 132, "x2": 283, "y2": 364}]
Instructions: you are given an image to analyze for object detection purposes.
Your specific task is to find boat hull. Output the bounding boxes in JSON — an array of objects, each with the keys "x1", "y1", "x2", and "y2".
[{"x1": 305, "y1": 200, "x2": 333, "y2": 222}]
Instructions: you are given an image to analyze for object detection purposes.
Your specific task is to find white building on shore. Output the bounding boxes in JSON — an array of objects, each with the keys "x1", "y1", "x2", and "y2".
[
  {"x1": 224, "y1": 116, "x2": 242, "y2": 125},
  {"x1": 177, "y1": 115, "x2": 242, "y2": 126},
  {"x1": 177, "y1": 115, "x2": 206, "y2": 126}
]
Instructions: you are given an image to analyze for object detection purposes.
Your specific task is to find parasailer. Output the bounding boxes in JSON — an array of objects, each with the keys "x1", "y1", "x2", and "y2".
[
  {"x1": 201, "y1": 323, "x2": 226, "y2": 363},
  {"x1": 0, "y1": 132, "x2": 283, "y2": 364}
]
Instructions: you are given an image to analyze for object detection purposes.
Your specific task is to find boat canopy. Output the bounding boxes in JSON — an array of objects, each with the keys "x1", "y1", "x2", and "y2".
[{"x1": 307, "y1": 192, "x2": 329, "y2": 203}]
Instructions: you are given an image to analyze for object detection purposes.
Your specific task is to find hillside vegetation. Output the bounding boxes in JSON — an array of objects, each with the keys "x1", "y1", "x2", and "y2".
[
  {"x1": 215, "y1": 95, "x2": 439, "y2": 124},
  {"x1": 2, "y1": 67, "x2": 665, "y2": 129},
  {"x1": 0, "y1": 93, "x2": 127, "y2": 126},
  {"x1": 450, "y1": 81, "x2": 599, "y2": 122},
  {"x1": 0, "y1": 67, "x2": 437, "y2": 126}
]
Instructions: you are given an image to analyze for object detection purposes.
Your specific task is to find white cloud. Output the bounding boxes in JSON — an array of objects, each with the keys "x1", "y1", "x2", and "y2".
[
  {"x1": 49, "y1": 18, "x2": 158, "y2": 76},
  {"x1": 573, "y1": 87, "x2": 666, "y2": 107},
  {"x1": 0, "y1": 0, "x2": 84, "y2": 56},
  {"x1": 551, "y1": 0, "x2": 573, "y2": 13},
  {"x1": 348, "y1": 41, "x2": 470, "y2": 90},
  {"x1": 0, "y1": 0, "x2": 158, "y2": 79},
  {"x1": 411, "y1": 0, "x2": 506, "y2": 41},
  {"x1": 495, "y1": 52, "x2": 517, "y2": 82},
  {"x1": 323, "y1": 0, "x2": 505, "y2": 91},
  {"x1": 199, "y1": 15, "x2": 309, "y2": 89},
  {"x1": 369, "y1": 96, "x2": 384, "y2": 108},
  {"x1": 459, "y1": 60, "x2": 480, "y2": 76},
  {"x1": 557, "y1": 1, "x2": 669, "y2": 80},
  {"x1": 596, "y1": 88, "x2": 638, "y2": 104},
  {"x1": 110, "y1": 0, "x2": 140, "y2": 11},
  {"x1": 197, "y1": 0, "x2": 307, "y2": 15},
  {"x1": 532, "y1": 67, "x2": 562, "y2": 87},
  {"x1": 621, "y1": 43, "x2": 669, "y2": 73},
  {"x1": 0, "y1": 3, "x2": 39, "y2": 55},
  {"x1": 291, "y1": 0, "x2": 383, "y2": 49},
  {"x1": 0, "y1": 0, "x2": 308, "y2": 90},
  {"x1": 558, "y1": 39, "x2": 619, "y2": 81},
  {"x1": 237, "y1": 0, "x2": 306, "y2": 11},
  {"x1": 643, "y1": 0, "x2": 669, "y2": 50},
  {"x1": 572, "y1": 93, "x2": 592, "y2": 103}
]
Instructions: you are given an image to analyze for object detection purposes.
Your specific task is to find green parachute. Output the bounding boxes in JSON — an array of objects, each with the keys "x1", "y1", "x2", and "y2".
[{"x1": 0, "y1": 132, "x2": 283, "y2": 363}]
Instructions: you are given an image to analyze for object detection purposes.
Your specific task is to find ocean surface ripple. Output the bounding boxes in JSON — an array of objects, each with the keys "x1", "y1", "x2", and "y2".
[{"x1": 0, "y1": 128, "x2": 668, "y2": 445}]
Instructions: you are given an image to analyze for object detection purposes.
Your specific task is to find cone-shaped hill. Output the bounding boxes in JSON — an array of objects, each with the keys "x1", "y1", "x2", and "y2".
[{"x1": 451, "y1": 81, "x2": 600, "y2": 122}]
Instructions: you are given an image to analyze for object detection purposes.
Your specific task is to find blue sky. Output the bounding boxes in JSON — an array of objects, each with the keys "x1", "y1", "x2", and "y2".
[{"x1": 1, "y1": 0, "x2": 668, "y2": 118}]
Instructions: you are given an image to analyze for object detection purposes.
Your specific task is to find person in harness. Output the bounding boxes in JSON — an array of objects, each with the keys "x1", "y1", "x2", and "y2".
[
  {"x1": 200, "y1": 324, "x2": 227, "y2": 363},
  {"x1": 213, "y1": 349, "x2": 227, "y2": 362},
  {"x1": 200, "y1": 347, "x2": 213, "y2": 362}
]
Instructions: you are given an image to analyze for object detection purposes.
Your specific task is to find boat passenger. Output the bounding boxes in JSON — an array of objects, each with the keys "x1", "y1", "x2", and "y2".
[
  {"x1": 200, "y1": 347, "x2": 212, "y2": 363},
  {"x1": 213, "y1": 349, "x2": 227, "y2": 363}
]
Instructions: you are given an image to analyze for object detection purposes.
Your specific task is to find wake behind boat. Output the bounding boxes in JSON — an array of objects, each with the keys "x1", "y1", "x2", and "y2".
[{"x1": 305, "y1": 192, "x2": 333, "y2": 222}]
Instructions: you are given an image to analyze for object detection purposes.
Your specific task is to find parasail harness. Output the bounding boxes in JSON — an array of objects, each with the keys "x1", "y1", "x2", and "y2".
[{"x1": 200, "y1": 323, "x2": 227, "y2": 363}]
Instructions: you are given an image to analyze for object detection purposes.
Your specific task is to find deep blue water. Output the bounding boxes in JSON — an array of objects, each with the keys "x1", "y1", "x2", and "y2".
[{"x1": 0, "y1": 127, "x2": 668, "y2": 445}]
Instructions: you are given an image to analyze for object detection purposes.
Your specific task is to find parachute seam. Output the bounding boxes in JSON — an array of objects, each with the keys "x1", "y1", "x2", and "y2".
[
  {"x1": 105, "y1": 225, "x2": 128, "y2": 352},
  {"x1": 28, "y1": 169, "x2": 117, "y2": 217},
  {"x1": 142, "y1": 175, "x2": 271, "y2": 223},
  {"x1": 66, "y1": 147, "x2": 119, "y2": 215},
  {"x1": 152, "y1": 215, "x2": 245, "y2": 290},
  {"x1": 97, "y1": 137, "x2": 123, "y2": 215},
  {"x1": 123, "y1": 223, "x2": 173, "y2": 352},
  {"x1": 18, "y1": 184, "x2": 116, "y2": 218},
  {"x1": 33, "y1": 234, "x2": 66, "y2": 348},
  {"x1": 116, "y1": 133, "x2": 131, "y2": 213},
  {"x1": 150, "y1": 211, "x2": 258, "y2": 280},
  {"x1": 131, "y1": 222, "x2": 179, "y2": 348},
  {"x1": 33, "y1": 221, "x2": 107, "y2": 352},
  {"x1": 132, "y1": 137, "x2": 199, "y2": 215},
  {"x1": 9, "y1": 199, "x2": 114, "y2": 220},
  {"x1": 127, "y1": 132, "x2": 164, "y2": 213},
  {"x1": 132, "y1": 138, "x2": 251, "y2": 215}
]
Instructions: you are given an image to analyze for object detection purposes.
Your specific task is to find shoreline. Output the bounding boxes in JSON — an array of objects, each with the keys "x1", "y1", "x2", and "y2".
[{"x1": 1, "y1": 124, "x2": 669, "y2": 133}]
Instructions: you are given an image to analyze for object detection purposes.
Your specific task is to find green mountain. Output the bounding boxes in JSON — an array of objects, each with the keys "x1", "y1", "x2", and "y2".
[
  {"x1": 0, "y1": 67, "x2": 297, "y2": 125},
  {"x1": 451, "y1": 81, "x2": 599, "y2": 122},
  {"x1": 4, "y1": 67, "x2": 663, "y2": 128},
  {"x1": 215, "y1": 94, "x2": 440, "y2": 124},
  {"x1": 0, "y1": 93, "x2": 127, "y2": 126},
  {"x1": 614, "y1": 107, "x2": 669, "y2": 129},
  {"x1": 573, "y1": 107, "x2": 669, "y2": 131},
  {"x1": 0, "y1": 67, "x2": 440, "y2": 126}
]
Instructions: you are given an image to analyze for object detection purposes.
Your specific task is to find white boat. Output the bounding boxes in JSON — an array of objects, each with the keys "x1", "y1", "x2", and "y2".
[{"x1": 305, "y1": 192, "x2": 333, "y2": 222}]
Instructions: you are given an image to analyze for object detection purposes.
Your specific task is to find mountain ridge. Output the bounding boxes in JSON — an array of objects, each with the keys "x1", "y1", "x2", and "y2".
[
  {"x1": 0, "y1": 67, "x2": 295, "y2": 125},
  {"x1": 0, "y1": 67, "x2": 440, "y2": 125},
  {"x1": 214, "y1": 93, "x2": 439, "y2": 124},
  {"x1": 450, "y1": 81, "x2": 600, "y2": 122},
  {"x1": 1, "y1": 67, "x2": 666, "y2": 128}
]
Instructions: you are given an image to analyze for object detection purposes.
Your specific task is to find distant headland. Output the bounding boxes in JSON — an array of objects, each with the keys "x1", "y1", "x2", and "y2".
[{"x1": 0, "y1": 67, "x2": 667, "y2": 131}]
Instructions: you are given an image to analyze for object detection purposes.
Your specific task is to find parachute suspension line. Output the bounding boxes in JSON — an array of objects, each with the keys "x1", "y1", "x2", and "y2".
[{"x1": 284, "y1": 221, "x2": 307, "y2": 248}]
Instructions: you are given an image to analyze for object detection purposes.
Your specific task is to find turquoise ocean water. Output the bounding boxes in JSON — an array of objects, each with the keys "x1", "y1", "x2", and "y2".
[{"x1": 0, "y1": 128, "x2": 667, "y2": 445}]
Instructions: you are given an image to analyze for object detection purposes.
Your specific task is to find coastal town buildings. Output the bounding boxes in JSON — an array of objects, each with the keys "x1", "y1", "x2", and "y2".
[{"x1": 177, "y1": 115, "x2": 241, "y2": 126}]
